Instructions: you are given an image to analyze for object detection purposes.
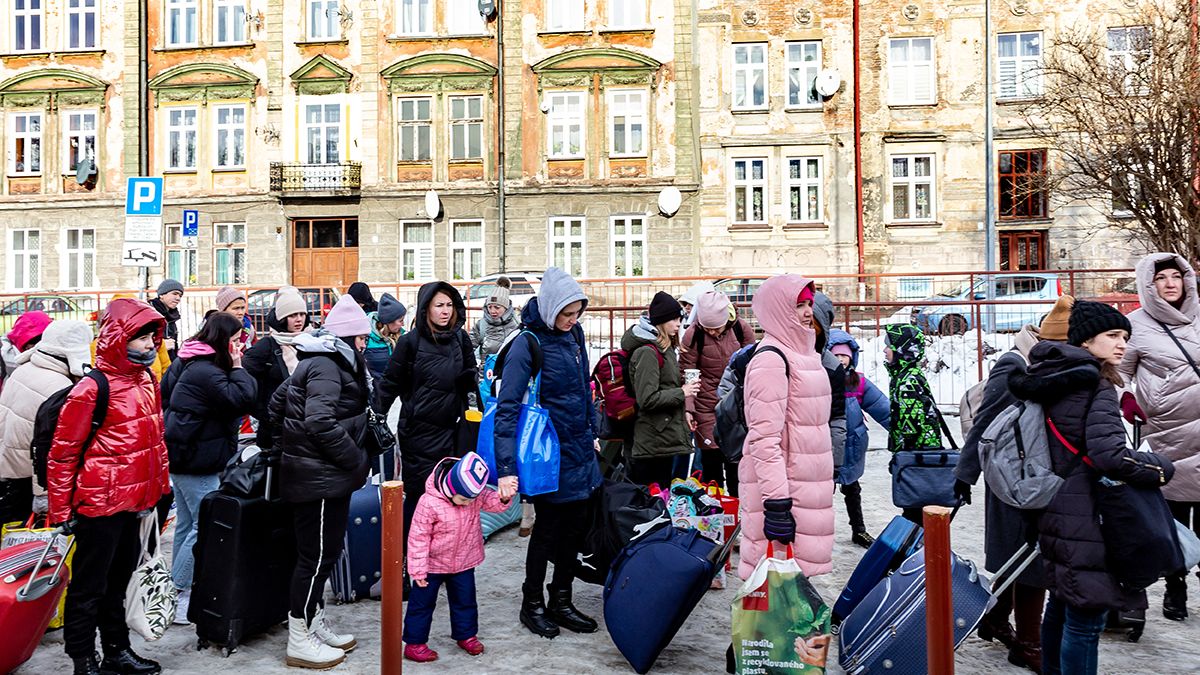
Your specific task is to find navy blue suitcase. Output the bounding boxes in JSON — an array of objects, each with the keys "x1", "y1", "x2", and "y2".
[
  {"x1": 329, "y1": 479, "x2": 382, "y2": 603},
  {"x1": 604, "y1": 524, "x2": 738, "y2": 674},
  {"x1": 832, "y1": 515, "x2": 924, "y2": 623}
]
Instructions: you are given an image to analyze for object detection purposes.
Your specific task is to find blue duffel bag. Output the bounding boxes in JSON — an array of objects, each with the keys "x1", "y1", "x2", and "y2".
[{"x1": 831, "y1": 515, "x2": 924, "y2": 624}]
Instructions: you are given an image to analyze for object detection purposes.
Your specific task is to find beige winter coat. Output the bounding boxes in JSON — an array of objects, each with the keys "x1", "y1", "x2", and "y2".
[
  {"x1": 0, "y1": 349, "x2": 75, "y2": 492},
  {"x1": 1119, "y1": 252, "x2": 1200, "y2": 501}
]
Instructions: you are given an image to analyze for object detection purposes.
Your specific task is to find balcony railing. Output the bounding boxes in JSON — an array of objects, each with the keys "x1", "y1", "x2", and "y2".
[{"x1": 270, "y1": 162, "x2": 362, "y2": 194}]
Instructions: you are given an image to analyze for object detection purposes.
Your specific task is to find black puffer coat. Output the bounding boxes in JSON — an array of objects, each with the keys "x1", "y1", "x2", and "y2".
[
  {"x1": 379, "y1": 281, "x2": 476, "y2": 496},
  {"x1": 269, "y1": 333, "x2": 370, "y2": 502},
  {"x1": 243, "y1": 309, "x2": 310, "y2": 448},
  {"x1": 161, "y1": 353, "x2": 257, "y2": 475},
  {"x1": 1009, "y1": 342, "x2": 1174, "y2": 611},
  {"x1": 150, "y1": 297, "x2": 180, "y2": 362}
]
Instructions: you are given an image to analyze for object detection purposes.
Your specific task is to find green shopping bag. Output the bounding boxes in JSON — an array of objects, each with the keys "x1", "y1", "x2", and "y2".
[{"x1": 731, "y1": 544, "x2": 831, "y2": 674}]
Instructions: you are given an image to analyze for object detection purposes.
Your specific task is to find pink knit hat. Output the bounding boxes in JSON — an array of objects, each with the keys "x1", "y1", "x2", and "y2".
[
  {"x1": 322, "y1": 295, "x2": 371, "y2": 337},
  {"x1": 694, "y1": 291, "x2": 732, "y2": 330},
  {"x1": 215, "y1": 286, "x2": 244, "y2": 311},
  {"x1": 830, "y1": 343, "x2": 854, "y2": 359},
  {"x1": 7, "y1": 310, "x2": 52, "y2": 351}
]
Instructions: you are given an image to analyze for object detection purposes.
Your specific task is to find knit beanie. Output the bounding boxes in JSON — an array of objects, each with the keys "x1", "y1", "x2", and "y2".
[
  {"x1": 377, "y1": 293, "x2": 406, "y2": 325},
  {"x1": 648, "y1": 291, "x2": 683, "y2": 325},
  {"x1": 216, "y1": 286, "x2": 244, "y2": 312},
  {"x1": 273, "y1": 286, "x2": 307, "y2": 321},
  {"x1": 830, "y1": 342, "x2": 854, "y2": 360},
  {"x1": 7, "y1": 310, "x2": 52, "y2": 351},
  {"x1": 444, "y1": 452, "x2": 489, "y2": 500},
  {"x1": 347, "y1": 282, "x2": 377, "y2": 312},
  {"x1": 323, "y1": 295, "x2": 372, "y2": 337},
  {"x1": 797, "y1": 283, "x2": 815, "y2": 305},
  {"x1": 487, "y1": 285, "x2": 512, "y2": 310},
  {"x1": 694, "y1": 291, "x2": 732, "y2": 330},
  {"x1": 1038, "y1": 295, "x2": 1075, "y2": 341},
  {"x1": 1068, "y1": 300, "x2": 1132, "y2": 347},
  {"x1": 1154, "y1": 257, "x2": 1183, "y2": 276},
  {"x1": 156, "y1": 278, "x2": 184, "y2": 297}
]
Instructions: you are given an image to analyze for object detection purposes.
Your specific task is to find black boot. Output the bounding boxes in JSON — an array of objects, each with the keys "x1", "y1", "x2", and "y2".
[
  {"x1": 520, "y1": 585, "x2": 560, "y2": 639},
  {"x1": 72, "y1": 653, "x2": 103, "y2": 675},
  {"x1": 851, "y1": 530, "x2": 875, "y2": 549},
  {"x1": 100, "y1": 647, "x2": 161, "y2": 675},
  {"x1": 547, "y1": 586, "x2": 599, "y2": 633},
  {"x1": 1164, "y1": 574, "x2": 1188, "y2": 621}
]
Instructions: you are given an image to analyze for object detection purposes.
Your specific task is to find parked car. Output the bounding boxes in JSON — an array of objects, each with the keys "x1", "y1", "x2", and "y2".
[
  {"x1": 464, "y1": 272, "x2": 541, "y2": 308},
  {"x1": 246, "y1": 287, "x2": 340, "y2": 334},
  {"x1": 902, "y1": 273, "x2": 1062, "y2": 335},
  {"x1": 0, "y1": 295, "x2": 97, "y2": 333}
]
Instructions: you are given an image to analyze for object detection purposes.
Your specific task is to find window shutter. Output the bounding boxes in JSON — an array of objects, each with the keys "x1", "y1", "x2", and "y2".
[
  {"x1": 912, "y1": 63, "x2": 933, "y2": 103},
  {"x1": 889, "y1": 64, "x2": 909, "y2": 103},
  {"x1": 998, "y1": 58, "x2": 1017, "y2": 98},
  {"x1": 417, "y1": 246, "x2": 434, "y2": 281}
]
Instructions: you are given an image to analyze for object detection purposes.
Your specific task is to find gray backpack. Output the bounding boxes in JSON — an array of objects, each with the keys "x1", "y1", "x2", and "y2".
[
  {"x1": 959, "y1": 380, "x2": 987, "y2": 437},
  {"x1": 977, "y1": 400, "x2": 1064, "y2": 510}
]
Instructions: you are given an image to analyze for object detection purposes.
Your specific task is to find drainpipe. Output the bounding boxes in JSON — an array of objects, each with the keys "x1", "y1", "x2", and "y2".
[
  {"x1": 496, "y1": 1, "x2": 507, "y2": 273},
  {"x1": 139, "y1": 0, "x2": 150, "y2": 294},
  {"x1": 853, "y1": 0, "x2": 866, "y2": 290},
  {"x1": 984, "y1": 0, "x2": 996, "y2": 330}
]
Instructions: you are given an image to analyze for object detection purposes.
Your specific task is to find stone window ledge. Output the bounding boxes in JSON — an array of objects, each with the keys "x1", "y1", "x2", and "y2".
[
  {"x1": 784, "y1": 222, "x2": 827, "y2": 230},
  {"x1": 295, "y1": 39, "x2": 349, "y2": 47},
  {"x1": 729, "y1": 222, "x2": 771, "y2": 232},
  {"x1": 886, "y1": 220, "x2": 941, "y2": 228}
]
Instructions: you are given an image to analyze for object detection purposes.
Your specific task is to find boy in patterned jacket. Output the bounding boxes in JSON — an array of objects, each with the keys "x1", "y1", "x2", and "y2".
[{"x1": 883, "y1": 324, "x2": 946, "y2": 522}]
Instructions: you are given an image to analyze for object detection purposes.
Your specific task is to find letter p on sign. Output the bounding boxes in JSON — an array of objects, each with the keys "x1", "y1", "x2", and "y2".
[{"x1": 125, "y1": 177, "x2": 164, "y2": 217}]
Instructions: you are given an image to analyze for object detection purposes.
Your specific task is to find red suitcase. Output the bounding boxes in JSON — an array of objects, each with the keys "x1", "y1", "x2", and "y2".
[{"x1": 0, "y1": 536, "x2": 70, "y2": 674}]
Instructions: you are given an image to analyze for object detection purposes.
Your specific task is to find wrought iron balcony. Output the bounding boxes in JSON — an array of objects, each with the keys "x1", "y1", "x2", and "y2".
[{"x1": 270, "y1": 162, "x2": 362, "y2": 195}]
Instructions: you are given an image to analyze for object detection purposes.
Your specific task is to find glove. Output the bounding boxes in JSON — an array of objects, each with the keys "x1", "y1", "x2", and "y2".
[
  {"x1": 1120, "y1": 392, "x2": 1147, "y2": 425},
  {"x1": 762, "y1": 498, "x2": 796, "y2": 545},
  {"x1": 52, "y1": 518, "x2": 76, "y2": 536},
  {"x1": 953, "y1": 479, "x2": 973, "y2": 505}
]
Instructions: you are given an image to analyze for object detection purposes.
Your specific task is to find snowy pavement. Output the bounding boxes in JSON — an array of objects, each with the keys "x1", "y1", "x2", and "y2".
[{"x1": 18, "y1": 424, "x2": 1200, "y2": 674}]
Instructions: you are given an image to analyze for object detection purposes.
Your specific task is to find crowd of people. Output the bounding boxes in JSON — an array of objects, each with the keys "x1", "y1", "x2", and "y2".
[{"x1": 0, "y1": 251, "x2": 1195, "y2": 675}]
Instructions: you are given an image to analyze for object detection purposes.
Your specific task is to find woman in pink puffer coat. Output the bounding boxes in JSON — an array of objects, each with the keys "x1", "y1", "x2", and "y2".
[{"x1": 739, "y1": 275, "x2": 834, "y2": 579}]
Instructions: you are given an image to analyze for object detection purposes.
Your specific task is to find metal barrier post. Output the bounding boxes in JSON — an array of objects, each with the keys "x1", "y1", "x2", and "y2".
[
  {"x1": 924, "y1": 505, "x2": 954, "y2": 675},
  {"x1": 381, "y1": 480, "x2": 404, "y2": 675}
]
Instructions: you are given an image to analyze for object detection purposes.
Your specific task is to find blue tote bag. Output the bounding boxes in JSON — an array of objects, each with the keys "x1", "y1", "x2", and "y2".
[{"x1": 476, "y1": 363, "x2": 560, "y2": 496}]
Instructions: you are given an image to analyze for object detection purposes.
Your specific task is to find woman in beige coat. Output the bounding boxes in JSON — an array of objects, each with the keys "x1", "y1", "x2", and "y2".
[{"x1": 1119, "y1": 252, "x2": 1200, "y2": 621}]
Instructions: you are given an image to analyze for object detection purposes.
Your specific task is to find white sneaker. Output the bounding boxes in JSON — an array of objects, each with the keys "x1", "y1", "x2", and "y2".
[
  {"x1": 286, "y1": 615, "x2": 345, "y2": 670},
  {"x1": 173, "y1": 590, "x2": 191, "y2": 625},
  {"x1": 312, "y1": 606, "x2": 356, "y2": 652}
]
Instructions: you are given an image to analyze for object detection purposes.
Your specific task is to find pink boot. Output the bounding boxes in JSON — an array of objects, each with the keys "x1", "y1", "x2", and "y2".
[
  {"x1": 457, "y1": 637, "x2": 485, "y2": 656},
  {"x1": 404, "y1": 644, "x2": 439, "y2": 662}
]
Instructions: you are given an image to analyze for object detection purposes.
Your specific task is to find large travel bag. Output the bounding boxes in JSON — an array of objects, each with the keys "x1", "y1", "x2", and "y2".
[
  {"x1": 576, "y1": 478, "x2": 670, "y2": 586},
  {"x1": 831, "y1": 515, "x2": 924, "y2": 624},
  {"x1": 189, "y1": 489, "x2": 295, "y2": 656},
  {"x1": 0, "y1": 535, "x2": 69, "y2": 674},
  {"x1": 604, "y1": 524, "x2": 738, "y2": 674},
  {"x1": 330, "y1": 478, "x2": 383, "y2": 603},
  {"x1": 837, "y1": 543, "x2": 1039, "y2": 675}
]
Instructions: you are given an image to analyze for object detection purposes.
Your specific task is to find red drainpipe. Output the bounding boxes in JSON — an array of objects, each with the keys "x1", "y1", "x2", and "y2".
[{"x1": 853, "y1": 0, "x2": 866, "y2": 280}]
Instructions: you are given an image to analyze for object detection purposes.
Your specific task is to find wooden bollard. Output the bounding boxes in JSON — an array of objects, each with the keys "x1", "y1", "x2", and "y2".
[
  {"x1": 923, "y1": 505, "x2": 954, "y2": 675},
  {"x1": 381, "y1": 481, "x2": 404, "y2": 675}
]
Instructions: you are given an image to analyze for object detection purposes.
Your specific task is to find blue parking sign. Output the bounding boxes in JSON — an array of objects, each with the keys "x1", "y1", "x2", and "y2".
[
  {"x1": 182, "y1": 209, "x2": 199, "y2": 236},
  {"x1": 125, "y1": 177, "x2": 164, "y2": 216}
]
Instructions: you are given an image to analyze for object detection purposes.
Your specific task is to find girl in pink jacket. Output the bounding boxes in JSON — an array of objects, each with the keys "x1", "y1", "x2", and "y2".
[
  {"x1": 404, "y1": 452, "x2": 512, "y2": 663},
  {"x1": 739, "y1": 275, "x2": 835, "y2": 579}
]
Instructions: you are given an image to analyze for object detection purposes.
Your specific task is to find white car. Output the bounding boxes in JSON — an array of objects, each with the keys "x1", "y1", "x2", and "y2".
[{"x1": 464, "y1": 272, "x2": 541, "y2": 308}]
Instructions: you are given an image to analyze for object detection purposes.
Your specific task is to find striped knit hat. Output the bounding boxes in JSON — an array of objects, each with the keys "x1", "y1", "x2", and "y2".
[{"x1": 443, "y1": 452, "x2": 490, "y2": 500}]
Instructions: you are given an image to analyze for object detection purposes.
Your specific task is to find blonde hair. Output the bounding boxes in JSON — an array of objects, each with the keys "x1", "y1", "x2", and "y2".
[{"x1": 654, "y1": 323, "x2": 679, "y2": 352}]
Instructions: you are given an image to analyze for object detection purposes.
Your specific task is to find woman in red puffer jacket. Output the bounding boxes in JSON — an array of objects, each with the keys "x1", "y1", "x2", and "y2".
[{"x1": 47, "y1": 297, "x2": 171, "y2": 675}]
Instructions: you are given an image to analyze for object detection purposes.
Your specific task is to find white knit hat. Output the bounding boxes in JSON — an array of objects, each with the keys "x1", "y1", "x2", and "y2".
[
  {"x1": 273, "y1": 286, "x2": 307, "y2": 320},
  {"x1": 35, "y1": 319, "x2": 93, "y2": 376}
]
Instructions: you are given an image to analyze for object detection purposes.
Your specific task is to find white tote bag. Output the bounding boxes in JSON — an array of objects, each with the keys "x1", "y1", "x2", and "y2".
[{"x1": 125, "y1": 512, "x2": 177, "y2": 640}]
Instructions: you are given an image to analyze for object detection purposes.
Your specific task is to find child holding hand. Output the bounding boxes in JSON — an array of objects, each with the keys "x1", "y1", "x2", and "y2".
[{"x1": 404, "y1": 452, "x2": 512, "y2": 663}]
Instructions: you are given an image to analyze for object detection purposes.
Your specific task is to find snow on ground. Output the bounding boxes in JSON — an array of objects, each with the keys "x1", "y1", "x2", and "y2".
[
  {"x1": 853, "y1": 331, "x2": 1018, "y2": 409},
  {"x1": 18, "y1": 422, "x2": 1200, "y2": 674}
]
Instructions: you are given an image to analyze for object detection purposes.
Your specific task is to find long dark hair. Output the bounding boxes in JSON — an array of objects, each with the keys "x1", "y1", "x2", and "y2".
[{"x1": 190, "y1": 312, "x2": 243, "y2": 371}]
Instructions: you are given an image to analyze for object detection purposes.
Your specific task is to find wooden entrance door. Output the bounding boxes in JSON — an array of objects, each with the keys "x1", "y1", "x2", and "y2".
[
  {"x1": 999, "y1": 230, "x2": 1048, "y2": 271},
  {"x1": 291, "y1": 218, "x2": 359, "y2": 287}
]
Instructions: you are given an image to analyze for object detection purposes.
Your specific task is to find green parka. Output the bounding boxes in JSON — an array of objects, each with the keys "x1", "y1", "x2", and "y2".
[{"x1": 621, "y1": 317, "x2": 692, "y2": 460}]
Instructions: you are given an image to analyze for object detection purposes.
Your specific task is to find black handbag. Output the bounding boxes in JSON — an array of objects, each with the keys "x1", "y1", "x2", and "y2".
[
  {"x1": 365, "y1": 407, "x2": 397, "y2": 458},
  {"x1": 220, "y1": 448, "x2": 269, "y2": 498}
]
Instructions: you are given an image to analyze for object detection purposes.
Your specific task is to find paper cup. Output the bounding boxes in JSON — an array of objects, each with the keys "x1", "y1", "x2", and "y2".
[{"x1": 684, "y1": 369, "x2": 701, "y2": 384}]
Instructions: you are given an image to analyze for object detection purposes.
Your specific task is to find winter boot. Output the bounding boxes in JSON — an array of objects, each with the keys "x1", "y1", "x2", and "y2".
[
  {"x1": 403, "y1": 644, "x2": 438, "y2": 663},
  {"x1": 286, "y1": 614, "x2": 346, "y2": 669},
  {"x1": 72, "y1": 653, "x2": 104, "y2": 675},
  {"x1": 977, "y1": 587, "x2": 1016, "y2": 649},
  {"x1": 457, "y1": 636, "x2": 485, "y2": 656},
  {"x1": 312, "y1": 606, "x2": 356, "y2": 652},
  {"x1": 173, "y1": 589, "x2": 191, "y2": 625},
  {"x1": 519, "y1": 503, "x2": 535, "y2": 537},
  {"x1": 843, "y1": 482, "x2": 870, "y2": 548},
  {"x1": 1007, "y1": 584, "x2": 1044, "y2": 674},
  {"x1": 519, "y1": 585, "x2": 560, "y2": 639},
  {"x1": 99, "y1": 647, "x2": 160, "y2": 675},
  {"x1": 547, "y1": 586, "x2": 598, "y2": 633},
  {"x1": 851, "y1": 530, "x2": 875, "y2": 549},
  {"x1": 1164, "y1": 574, "x2": 1188, "y2": 621}
]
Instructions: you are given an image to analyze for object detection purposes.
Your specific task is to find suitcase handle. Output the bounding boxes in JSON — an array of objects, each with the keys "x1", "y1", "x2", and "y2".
[{"x1": 18, "y1": 529, "x2": 70, "y2": 598}]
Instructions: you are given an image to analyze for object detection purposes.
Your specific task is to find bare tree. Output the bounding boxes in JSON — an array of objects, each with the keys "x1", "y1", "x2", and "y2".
[{"x1": 1020, "y1": 0, "x2": 1200, "y2": 262}]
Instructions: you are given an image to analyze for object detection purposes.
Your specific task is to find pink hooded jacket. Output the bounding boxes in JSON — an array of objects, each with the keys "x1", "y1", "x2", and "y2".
[
  {"x1": 738, "y1": 275, "x2": 834, "y2": 579},
  {"x1": 407, "y1": 460, "x2": 511, "y2": 580}
]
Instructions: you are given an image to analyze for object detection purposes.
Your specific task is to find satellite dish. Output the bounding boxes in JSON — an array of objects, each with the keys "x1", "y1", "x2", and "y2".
[
  {"x1": 815, "y1": 69, "x2": 842, "y2": 98},
  {"x1": 75, "y1": 158, "x2": 96, "y2": 185},
  {"x1": 424, "y1": 190, "x2": 441, "y2": 219},
  {"x1": 477, "y1": 0, "x2": 495, "y2": 18},
  {"x1": 658, "y1": 187, "x2": 682, "y2": 217},
  {"x1": 539, "y1": 98, "x2": 552, "y2": 114}
]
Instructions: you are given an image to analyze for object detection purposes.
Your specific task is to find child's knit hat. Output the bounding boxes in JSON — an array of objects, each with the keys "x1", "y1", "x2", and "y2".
[{"x1": 443, "y1": 452, "x2": 490, "y2": 500}]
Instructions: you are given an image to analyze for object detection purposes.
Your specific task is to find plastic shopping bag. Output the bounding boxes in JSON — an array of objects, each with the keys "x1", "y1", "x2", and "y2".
[
  {"x1": 125, "y1": 512, "x2": 176, "y2": 640},
  {"x1": 476, "y1": 400, "x2": 500, "y2": 482},
  {"x1": 2, "y1": 516, "x2": 74, "y2": 628},
  {"x1": 732, "y1": 545, "x2": 832, "y2": 674},
  {"x1": 515, "y1": 375, "x2": 560, "y2": 496}
]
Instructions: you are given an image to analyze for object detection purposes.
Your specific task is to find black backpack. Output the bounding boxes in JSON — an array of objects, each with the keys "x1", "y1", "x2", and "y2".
[
  {"x1": 712, "y1": 344, "x2": 789, "y2": 463},
  {"x1": 31, "y1": 370, "x2": 109, "y2": 489},
  {"x1": 688, "y1": 320, "x2": 745, "y2": 359}
]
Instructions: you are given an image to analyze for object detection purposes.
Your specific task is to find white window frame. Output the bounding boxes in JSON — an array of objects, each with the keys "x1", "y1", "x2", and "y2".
[
  {"x1": 889, "y1": 154, "x2": 937, "y2": 222},
  {"x1": 165, "y1": 224, "x2": 198, "y2": 286},
  {"x1": 213, "y1": 0, "x2": 246, "y2": 44},
  {"x1": 166, "y1": 0, "x2": 198, "y2": 47},
  {"x1": 12, "y1": 0, "x2": 42, "y2": 52},
  {"x1": 888, "y1": 36, "x2": 936, "y2": 105},
  {"x1": 445, "y1": 0, "x2": 486, "y2": 35},
  {"x1": 997, "y1": 31, "x2": 1042, "y2": 100},
  {"x1": 448, "y1": 95, "x2": 483, "y2": 161},
  {"x1": 398, "y1": 97, "x2": 432, "y2": 162},
  {"x1": 65, "y1": 0, "x2": 96, "y2": 49},
  {"x1": 546, "y1": 91, "x2": 586, "y2": 159},
  {"x1": 1108, "y1": 26, "x2": 1151, "y2": 96},
  {"x1": 897, "y1": 277, "x2": 934, "y2": 300},
  {"x1": 786, "y1": 41, "x2": 822, "y2": 109},
  {"x1": 731, "y1": 158, "x2": 767, "y2": 225},
  {"x1": 9, "y1": 112, "x2": 42, "y2": 175},
  {"x1": 785, "y1": 156, "x2": 823, "y2": 224},
  {"x1": 8, "y1": 228, "x2": 39, "y2": 291},
  {"x1": 545, "y1": 0, "x2": 583, "y2": 31},
  {"x1": 400, "y1": 221, "x2": 434, "y2": 281},
  {"x1": 732, "y1": 43, "x2": 767, "y2": 111},
  {"x1": 609, "y1": 215, "x2": 646, "y2": 277},
  {"x1": 214, "y1": 103, "x2": 246, "y2": 169},
  {"x1": 397, "y1": 0, "x2": 431, "y2": 36},
  {"x1": 213, "y1": 222, "x2": 246, "y2": 285},
  {"x1": 449, "y1": 219, "x2": 485, "y2": 281},
  {"x1": 62, "y1": 109, "x2": 97, "y2": 174},
  {"x1": 548, "y1": 216, "x2": 586, "y2": 277},
  {"x1": 307, "y1": 0, "x2": 339, "y2": 40},
  {"x1": 608, "y1": 0, "x2": 645, "y2": 29},
  {"x1": 303, "y1": 101, "x2": 341, "y2": 164},
  {"x1": 166, "y1": 106, "x2": 198, "y2": 170},
  {"x1": 62, "y1": 227, "x2": 96, "y2": 289},
  {"x1": 607, "y1": 89, "x2": 646, "y2": 158}
]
